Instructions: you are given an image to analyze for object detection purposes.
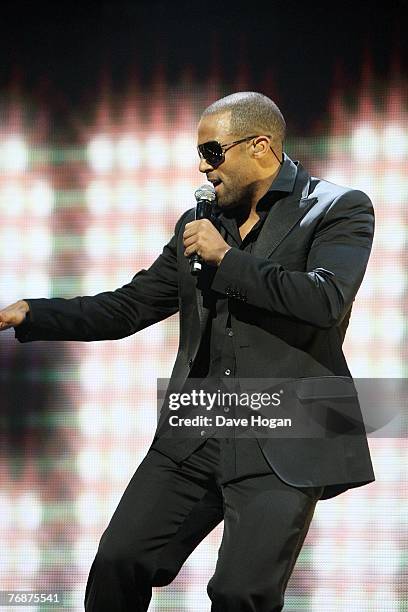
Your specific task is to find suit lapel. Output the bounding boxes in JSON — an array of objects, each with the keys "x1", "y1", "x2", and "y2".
[
  {"x1": 194, "y1": 264, "x2": 216, "y2": 335},
  {"x1": 253, "y1": 163, "x2": 317, "y2": 259},
  {"x1": 195, "y1": 285, "x2": 210, "y2": 336}
]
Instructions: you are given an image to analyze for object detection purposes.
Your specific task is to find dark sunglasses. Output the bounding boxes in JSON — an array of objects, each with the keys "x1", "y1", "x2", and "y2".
[{"x1": 197, "y1": 135, "x2": 283, "y2": 168}]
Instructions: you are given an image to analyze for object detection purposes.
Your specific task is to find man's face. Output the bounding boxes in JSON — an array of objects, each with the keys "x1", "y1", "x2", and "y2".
[{"x1": 197, "y1": 111, "x2": 256, "y2": 209}]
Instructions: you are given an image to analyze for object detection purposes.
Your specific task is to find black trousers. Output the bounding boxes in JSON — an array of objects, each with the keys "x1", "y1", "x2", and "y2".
[{"x1": 84, "y1": 437, "x2": 323, "y2": 611}]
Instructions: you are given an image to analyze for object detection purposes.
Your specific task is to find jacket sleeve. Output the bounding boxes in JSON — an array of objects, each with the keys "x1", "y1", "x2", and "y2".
[
  {"x1": 14, "y1": 212, "x2": 189, "y2": 343},
  {"x1": 211, "y1": 190, "x2": 374, "y2": 329}
]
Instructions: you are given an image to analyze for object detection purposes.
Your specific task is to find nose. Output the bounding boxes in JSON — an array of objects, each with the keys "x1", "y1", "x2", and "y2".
[{"x1": 199, "y1": 157, "x2": 213, "y2": 173}]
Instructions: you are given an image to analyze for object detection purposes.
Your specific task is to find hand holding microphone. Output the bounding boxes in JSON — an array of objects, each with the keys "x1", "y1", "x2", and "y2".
[{"x1": 183, "y1": 184, "x2": 231, "y2": 273}]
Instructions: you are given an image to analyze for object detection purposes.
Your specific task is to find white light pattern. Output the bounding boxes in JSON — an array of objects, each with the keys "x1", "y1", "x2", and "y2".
[
  {"x1": 76, "y1": 492, "x2": 103, "y2": 526},
  {"x1": 14, "y1": 540, "x2": 40, "y2": 575},
  {"x1": 0, "y1": 272, "x2": 20, "y2": 306},
  {"x1": 115, "y1": 180, "x2": 140, "y2": 212},
  {"x1": 0, "y1": 227, "x2": 24, "y2": 261},
  {"x1": 116, "y1": 135, "x2": 142, "y2": 170},
  {"x1": 80, "y1": 358, "x2": 106, "y2": 391},
  {"x1": 78, "y1": 402, "x2": 105, "y2": 437},
  {"x1": 115, "y1": 223, "x2": 137, "y2": 257},
  {"x1": 86, "y1": 180, "x2": 112, "y2": 214},
  {"x1": 74, "y1": 537, "x2": 98, "y2": 571},
  {"x1": 134, "y1": 403, "x2": 158, "y2": 435},
  {"x1": 1, "y1": 136, "x2": 28, "y2": 172},
  {"x1": 76, "y1": 447, "x2": 104, "y2": 481},
  {"x1": 383, "y1": 123, "x2": 408, "y2": 160},
  {"x1": 381, "y1": 171, "x2": 407, "y2": 205},
  {"x1": 324, "y1": 170, "x2": 349, "y2": 187},
  {"x1": 0, "y1": 183, "x2": 25, "y2": 215},
  {"x1": 351, "y1": 173, "x2": 378, "y2": 201},
  {"x1": 26, "y1": 227, "x2": 52, "y2": 262},
  {"x1": 25, "y1": 271, "x2": 50, "y2": 298},
  {"x1": 106, "y1": 448, "x2": 135, "y2": 480},
  {"x1": 171, "y1": 134, "x2": 197, "y2": 168},
  {"x1": 0, "y1": 493, "x2": 13, "y2": 529},
  {"x1": 27, "y1": 180, "x2": 54, "y2": 216},
  {"x1": 87, "y1": 135, "x2": 115, "y2": 173},
  {"x1": 172, "y1": 179, "x2": 195, "y2": 216},
  {"x1": 81, "y1": 270, "x2": 111, "y2": 294},
  {"x1": 143, "y1": 178, "x2": 168, "y2": 213},
  {"x1": 16, "y1": 493, "x2": 42, "y2": 530},
  {"x1": 142, "y1": 226, "x2": 169, "y2": 254},
  {"x1": 144, "y1": 134, "x2": 170, "y2": 169},
  {"x1": 108, "y1": 402, "x2": 135, "y2": 436},
  {"x1": 351, "y1": 124, "x2": 380, "y2": 160},
  {"x1": 111, "y1": 357, "x2": 134, "y2": 388},
  {"x1": 378, "y1": 219, "x2": 406, "y2": 252},
  {"x1": 84, "y1": 226, "x2": 111, "y2": 258}
]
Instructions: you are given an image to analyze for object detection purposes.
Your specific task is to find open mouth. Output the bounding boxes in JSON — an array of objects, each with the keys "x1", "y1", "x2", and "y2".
[{"x1": 209, "y1": 178, "x2": 222, "y2": 189}]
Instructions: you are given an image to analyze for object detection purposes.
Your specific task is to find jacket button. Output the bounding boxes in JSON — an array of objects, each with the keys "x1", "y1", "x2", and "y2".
[{"x1": 188, "y1": 358, "x2": 193, "y2": 368}]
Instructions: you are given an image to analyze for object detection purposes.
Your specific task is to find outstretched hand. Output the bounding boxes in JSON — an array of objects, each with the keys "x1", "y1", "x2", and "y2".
[{"x1": 0, "y1": 300, "x2": 30, "y2": 331}]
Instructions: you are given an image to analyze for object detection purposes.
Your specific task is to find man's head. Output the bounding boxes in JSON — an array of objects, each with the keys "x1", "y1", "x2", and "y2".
[{"x1": 197, "y1": 92, "x2": 286, "y2": 209}]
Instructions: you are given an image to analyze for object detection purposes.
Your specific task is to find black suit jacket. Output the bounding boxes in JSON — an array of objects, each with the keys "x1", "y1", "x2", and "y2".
[{"x1": 15, "y1": 155, "x2": 375, "y2": 499}]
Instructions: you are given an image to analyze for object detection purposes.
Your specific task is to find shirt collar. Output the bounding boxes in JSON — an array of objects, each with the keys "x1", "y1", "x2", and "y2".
[
  {"x1": 267, "y1": 152, "x2": 297, "y2": 193},
  {"x1": 256, "y1": 152, "x2": 298, "y2": 211}
]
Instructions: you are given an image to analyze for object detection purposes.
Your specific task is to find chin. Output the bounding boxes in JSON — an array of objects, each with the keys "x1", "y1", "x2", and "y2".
[{"x1": 217, "y1": 195, "x2": 238, "y2": 208}]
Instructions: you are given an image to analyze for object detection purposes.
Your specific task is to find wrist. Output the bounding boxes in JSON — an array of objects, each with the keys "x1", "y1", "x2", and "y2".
[
  {"x1": 20, "y1": 300, "x2": 30, "y2": 314},
  {"x1": 216, "y1": 246, "x2": 232, "y2": 266}
]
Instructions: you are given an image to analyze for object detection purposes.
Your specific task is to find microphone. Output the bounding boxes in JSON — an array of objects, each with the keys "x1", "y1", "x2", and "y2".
[{"x1": 190, "y1": 184, "x2": 217, "y2": 276}]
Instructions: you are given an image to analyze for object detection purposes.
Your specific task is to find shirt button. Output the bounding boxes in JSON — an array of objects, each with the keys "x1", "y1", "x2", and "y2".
[
  {"x1": 224, "y1": 407, "x2": 230, "y2": 413},
  {"x1": 200, "y1": 430, "x2": 206, "y2": 436},
  {"x1": 227, "y1": 328, "x2": 234, "y2": 337},
  {"x1": 224, "y1": 369, "x2": 231, "y2": 376}
]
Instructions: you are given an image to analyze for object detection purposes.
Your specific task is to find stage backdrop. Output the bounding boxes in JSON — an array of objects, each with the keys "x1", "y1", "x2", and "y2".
[{"x1": 0, "y1": 74, "x2": 407, "y2": 611}]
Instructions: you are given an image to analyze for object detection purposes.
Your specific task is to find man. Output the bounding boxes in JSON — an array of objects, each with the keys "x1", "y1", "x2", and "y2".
[{"x1": 0, "y1": 92, "x2": 375, "y2": 611}]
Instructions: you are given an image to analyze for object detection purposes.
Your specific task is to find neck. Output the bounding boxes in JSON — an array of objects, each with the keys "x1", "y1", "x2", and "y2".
[
  {"x1": 219, "y1": 159, "x2": 282, "y2": 225},
  {"x1": 248, "y1": 166, "x2": 281, "y2": 214}
]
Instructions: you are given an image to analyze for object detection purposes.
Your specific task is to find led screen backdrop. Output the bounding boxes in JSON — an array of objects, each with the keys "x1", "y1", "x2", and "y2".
[{"x1": 0, "y1": 70, "x2": 407, "y2": 611}]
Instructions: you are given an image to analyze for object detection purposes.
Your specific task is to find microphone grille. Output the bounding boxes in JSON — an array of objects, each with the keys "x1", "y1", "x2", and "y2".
[{"x1": 194, "y1": 184, "x2": 217, "y2": 202}]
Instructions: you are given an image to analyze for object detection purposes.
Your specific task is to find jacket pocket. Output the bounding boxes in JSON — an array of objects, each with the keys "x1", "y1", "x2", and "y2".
[{"x1": 292, "y1": 376, "x2": 364, "y2": 438}]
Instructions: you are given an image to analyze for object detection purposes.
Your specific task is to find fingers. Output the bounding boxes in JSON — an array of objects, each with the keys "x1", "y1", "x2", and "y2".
[
  {"x1": 0, "y1": 318, "x2": 11, "y2": 331},
  {"x1": 183, "y1": 222, "x2": 199, "y2": 257},
  {"x1": 183, "y1": 219, "x2": 211, "y2": 238},
  {"x1": 183, "y1": 219, "x2": 213, "y2": 252},
  {"x1": 183, "y1": 236, "x2": 197, "y2": 252},
  {"x1": 0, "y1": 301, "x2": 28, "y2": 330},
  {"x1": 184, "y1": 244, "x2": 199, "y2": 258}
]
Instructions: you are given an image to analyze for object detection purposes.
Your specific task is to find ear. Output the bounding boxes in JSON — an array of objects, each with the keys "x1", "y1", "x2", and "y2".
[{"x1": 251, "y1": 136, "x2": 270, "y2": 158}]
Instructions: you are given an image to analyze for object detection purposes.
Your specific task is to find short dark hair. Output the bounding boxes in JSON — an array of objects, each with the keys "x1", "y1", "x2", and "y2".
[{"x1": 201, "y1": 91, "x2": 286, "y2": 146}]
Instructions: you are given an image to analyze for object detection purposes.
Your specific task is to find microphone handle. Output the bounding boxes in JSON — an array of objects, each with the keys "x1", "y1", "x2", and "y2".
[{"x1": 190, "y1": 199, "x2": 213, "y2": 276}]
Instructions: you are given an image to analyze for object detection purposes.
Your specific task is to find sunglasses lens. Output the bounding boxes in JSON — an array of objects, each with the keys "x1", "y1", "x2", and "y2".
[{"x1": 198, "y1": 141, "x2": 224, "y2": 166}]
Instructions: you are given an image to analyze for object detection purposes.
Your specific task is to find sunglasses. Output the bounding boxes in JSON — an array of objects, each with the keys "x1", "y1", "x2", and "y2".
[{"x1": 197, "y1": 135, "x2": 282, "y2": 168}]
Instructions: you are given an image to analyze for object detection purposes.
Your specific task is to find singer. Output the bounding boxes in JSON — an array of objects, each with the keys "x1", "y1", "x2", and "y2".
[{"x1": 1, "y1": 92, "x2": 375, "y2": 611}]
